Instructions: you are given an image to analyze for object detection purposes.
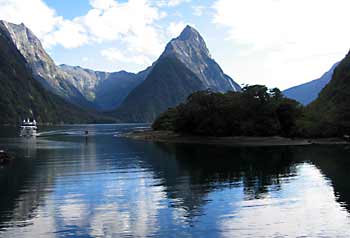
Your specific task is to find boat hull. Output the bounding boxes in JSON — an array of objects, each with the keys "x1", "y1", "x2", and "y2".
[{"x1": 20, "y1": 127, "x2": 37, "y2": 137}]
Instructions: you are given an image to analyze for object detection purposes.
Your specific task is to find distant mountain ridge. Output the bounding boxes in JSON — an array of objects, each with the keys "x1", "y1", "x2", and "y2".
[
  {"x1": 58, "y1": 65, "x2": 147, "y2": 110},
  {"x1": 283, "y1": 62, "x2": 339, "y2": 105},
  {"x1": 116, "y1": 25, "x2": 241, "y2": 122}
]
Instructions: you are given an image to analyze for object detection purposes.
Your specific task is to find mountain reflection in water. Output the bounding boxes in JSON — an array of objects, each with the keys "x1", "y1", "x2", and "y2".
[{"x1": 0, "y1": 125, "x2": 350, "y2": 237}]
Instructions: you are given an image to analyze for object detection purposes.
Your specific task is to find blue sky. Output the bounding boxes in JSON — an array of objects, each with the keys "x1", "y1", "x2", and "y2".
[
  {"x1": 1, "y1": 0, "x2": 349, "y2": 89},
  {"x1": 41, "y1": 0, "x2": 221, "y2": 74}
]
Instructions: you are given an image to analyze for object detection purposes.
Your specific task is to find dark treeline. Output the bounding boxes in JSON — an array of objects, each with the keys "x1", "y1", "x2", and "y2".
[
  {"x1": 153, "y1": 85, "x2": 304, "y2": 137},
  {"x1": 152, "y1": 84, "x2": 348, "y2": 138}
]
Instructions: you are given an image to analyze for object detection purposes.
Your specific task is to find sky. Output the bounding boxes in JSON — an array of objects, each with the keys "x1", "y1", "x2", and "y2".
[{"x1": 0, "y1": 0, "x2": 349, "y2": 90}]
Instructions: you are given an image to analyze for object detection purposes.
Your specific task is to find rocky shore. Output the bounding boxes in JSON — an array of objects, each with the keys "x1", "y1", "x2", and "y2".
[{"x1": 122, "y1": 130, "x2": 350, "y2": 147}]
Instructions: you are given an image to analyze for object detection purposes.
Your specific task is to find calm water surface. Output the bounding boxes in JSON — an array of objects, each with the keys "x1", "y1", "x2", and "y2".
[{"x1": 1, "y1": 124, "x2": 350, "y2": 237}]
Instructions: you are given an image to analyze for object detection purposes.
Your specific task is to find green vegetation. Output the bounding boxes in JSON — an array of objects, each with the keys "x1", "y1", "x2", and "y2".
[
  {"x1": 153, "y1": 49, "x2": 350, "y2": 138},
  {"x1": 303, "y1": 51, "x2": 350, "y2": 137},
  {"x1": 153, "y1": 85, "x2": 303, "y2": 137}
]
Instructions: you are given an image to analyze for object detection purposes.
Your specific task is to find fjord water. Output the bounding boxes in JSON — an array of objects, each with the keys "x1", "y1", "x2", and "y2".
[{"x1": 1, "y1": 125, "x2": 350, "y2": 237}]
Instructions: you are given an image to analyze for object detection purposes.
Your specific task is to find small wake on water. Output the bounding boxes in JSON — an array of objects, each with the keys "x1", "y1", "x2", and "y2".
[
  {"x1": 36, "y1": 129, "x2": 86, "y2": 137},
  {"x1": 36, "y1": 124, "x2": 151, "y2": 138}
]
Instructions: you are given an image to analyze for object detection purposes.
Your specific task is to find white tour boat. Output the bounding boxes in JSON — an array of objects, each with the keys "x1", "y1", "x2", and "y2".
[{"x1": 20, "y1": 118, "x2": 38, "y2": 137}]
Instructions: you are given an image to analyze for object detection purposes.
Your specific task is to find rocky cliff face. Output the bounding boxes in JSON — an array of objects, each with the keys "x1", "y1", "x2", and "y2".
[
  {"x1": 58, "y1": 65, "x2": 108, "y2": 102},
  {"x1": 161, "y1": 25, "x2": 240, "y2": 92},
  {"x1": 283, "y1": 62, "x2": 339, "y2": 105},
  {"x1": 0, "y1": 20, "x2": 91, "y2": 108},
  {"x1": 59, "y1": 65, "x2": 146, "y2": 110},
  {"x1": 116, "y1": 25, "x2": 240, "y2": 122},
  {"x1": 0, "y1": 22, "x2": 106, "y2": 124},
  {"x1": 0, "y1": 20, "x2": 147, "y2": 111}
]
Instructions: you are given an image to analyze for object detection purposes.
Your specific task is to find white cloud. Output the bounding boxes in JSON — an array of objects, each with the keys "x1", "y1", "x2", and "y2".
[
  {"x1": 81, "y1": 0, "x2": 162, "y2": 42},
  {"x1": 89, "y1": 0, "x2": 117, "y2": 10},
  {"x1": 101, "y1": 48, "x2": 123, "y2": 61},
  {"x1": 192, "y1": 5, "x2": 205, "y2": 16},
  {"x1": 79, "y1": 0, "x2": 165, "y2": 56},
  {"x1": 213, "y1": 0, "x2": 350, "y2": 89},
  {"x1": 101, "y1": 48, "x2": 151, "y2": 65},
  {"x1": 167, "y1": 22, "x2": 186, "y2": 38},
  {"x1": 155, "y1": 0, "x2": 190, "y2": 7},
  {"x1": 168, "y1": 0, "x2": 190, "y2": 7},
  {"x1": 80, "y1": 0, "x2": 168, "y2": 66},
  {"x1": 0, "y1": 0, "x2": 61, "y2": 39},
  {"x1": 0, "y1": 0, "x2": 168, "y2": 69},
  {"x1": 0, "y1": 0, "x2": 88, "y2": 49},
  {"x1": 43, "y1": 20, "x2": 88, "y2": 49}
]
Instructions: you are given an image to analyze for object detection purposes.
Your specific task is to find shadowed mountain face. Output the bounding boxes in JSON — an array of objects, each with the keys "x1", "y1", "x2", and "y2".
[
  {"x1": 116, "y1": 57, "x2": 206, "y2": 122},
  {"x1": 0, "y1": 23, "x2": 103, "y2": 124},
  {"x1": 116, "y1": 26, "x2": 241, "y2": 122},
  {"x1": 307, "y1": 51, "x2": 350, "y2": 136},
  {"x1": 283, "y1": 62, "x2": 339, "y2": 105}
]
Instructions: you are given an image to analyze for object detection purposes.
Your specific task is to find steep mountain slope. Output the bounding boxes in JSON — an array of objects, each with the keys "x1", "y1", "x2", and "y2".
[
  {"x1": 161, "y1": 25, "x2": 240, "y2": 92},
  {"x1": 0, "y1": 20, "x2": 148, "y2": 111},
  {"x1": 116, "y1": 57, "x2": 206, "y2": 122},
  {"x1": 306, "y1": 51, "x2": 350, "y2": 136},
  {"x1": 283, "y1": 62, "x2": 339, "y2": 105},
  {"x1": 116, "y1": 25, "x2": 240, "y2": 122},
  {"x1": 59, "y1": 65, "x2": 146, "y2": 110},
  {"x1": 0, "y1": 20, "x2": 92, "y2": 108},
  {"x1": 0, "y1": 23, "x2": 106, "y2": 124}
]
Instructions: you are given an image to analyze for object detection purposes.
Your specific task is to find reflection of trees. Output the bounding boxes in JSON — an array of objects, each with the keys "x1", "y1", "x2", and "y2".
[
  {"x1": 3, "y1": 132, "x2": 350, "y2": 236},
  {"x1": 1, "y1": 135, "x2": 301, "y2": 230},
  {"x1": 137, "y1": 142, "x2": 350, "y2": 219},
  {"x1": 137, "y1": 142, "x2": 299, "y2": 218},
  {"x1": 302, "y1": 145, "x2": 350, "y2": 212}
]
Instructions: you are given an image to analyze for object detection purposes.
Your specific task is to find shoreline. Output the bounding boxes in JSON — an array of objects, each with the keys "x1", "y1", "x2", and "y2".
[{"x1": 122, "y1": 130, "x2": 350, "y2": 147}]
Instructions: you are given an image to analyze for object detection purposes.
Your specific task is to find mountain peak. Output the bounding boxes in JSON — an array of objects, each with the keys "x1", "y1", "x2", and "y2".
[
  {"x1": 178, "y1": 25, "x2": 201, "y2": 41},
  {"x1": 0, "y1": 20, "x2": 28, "y2": 33},
  {"x1": 0, "y1": 20, "x2": 40, "y2": 49},
  {"x1": 116, "y1": 24, "x2": 241, "y2": 122},
  {"x1": 162, "y1": 25, "x2": 210, "y2": 60},
  {"x1": 0, "y1": 19, "x2": 12, "y2": 26}
]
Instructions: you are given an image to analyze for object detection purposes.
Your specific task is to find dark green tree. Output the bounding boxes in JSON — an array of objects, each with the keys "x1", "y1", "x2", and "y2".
[{"x1": 152, "y1": 85, "x2": 303, "y2": 137}]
